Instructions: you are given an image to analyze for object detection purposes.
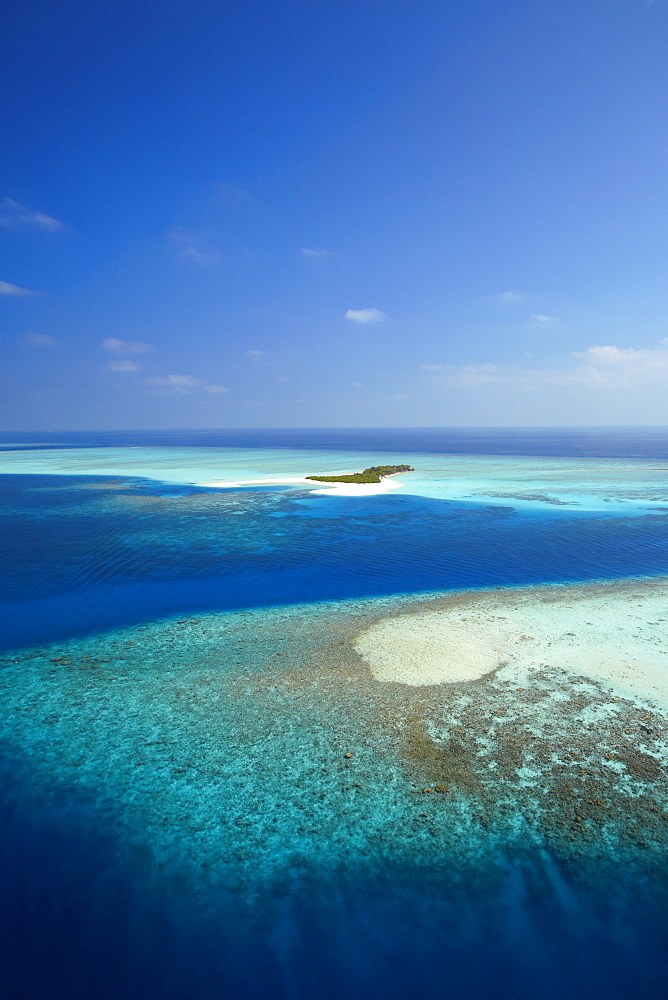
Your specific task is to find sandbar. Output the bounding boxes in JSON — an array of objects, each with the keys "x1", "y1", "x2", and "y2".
[
  {"x1": 204, "y1": 477, "x2": 309, "y2": 488},
  {"x1": 355, "y1": 577, "x2": 668, "y2": 710},
  {"x1": 203, "y1": 476, "x2": 403, "y2": 496}
]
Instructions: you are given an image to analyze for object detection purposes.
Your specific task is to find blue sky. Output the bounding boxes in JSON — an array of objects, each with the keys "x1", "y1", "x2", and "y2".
[{"x1": 1, "y1": 0, "x2": 667, "y2": 429}]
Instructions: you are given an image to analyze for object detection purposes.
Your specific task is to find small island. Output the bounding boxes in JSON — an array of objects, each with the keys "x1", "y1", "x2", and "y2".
[{"x1": 306, "y1": 464, "x2": 414, "y2": 485}]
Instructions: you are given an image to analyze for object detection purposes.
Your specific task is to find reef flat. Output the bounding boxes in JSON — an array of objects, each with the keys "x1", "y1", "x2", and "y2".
[
  {"x1": 2, "y1": 577, "x2": 668, "y2": 903},
  {"x1": 356, "y1": 577, "x2": 668, "y2": 706}
]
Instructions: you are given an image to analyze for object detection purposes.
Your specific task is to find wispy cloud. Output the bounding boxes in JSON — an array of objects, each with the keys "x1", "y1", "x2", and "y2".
[
  {"x1": 421, "y1": 340, "x2": 668, "y2": 391},
  {"x1": 245, "y1": 349, "x2": 266, "y2": 361},
  {"x1": 146, "y1": 374, "x2": 200, "y2": 389},
  {"x1": 424, "y1": 363, "x2": 501, "y2": 386},
  {"x1": 180, "y1": 245, "x2": 218, "y2": 266},
  {"x1": 102, "y1": 337, "x2": 152, "y2": 354},
  {"x1": 529, "y1": 313, "x2": 560, "y2": 327},
  {"x1": 0, "y1": 197, "x2": 64, "y2": 232},
  {"x1": 108, "y1": 360, "x2": 141, "y2": 372},
  {"x1": 497, "y1": 291, "x2": 523, "y2": 304},
  {"x1": 168, "y1": 228, "x2": 218, "y2": 267},
  {"x1": 345, "y1": 308, "x2": 387, "y2": 324},
  {"x1": 300, "y1": 248, "x2": 331, "y2": 258},
  {"x1": 24, "y1": 332, "x2": 58, "y2": 346},
  {"x1": 145, "y1": 374, "x2": 228, "y2": 395},
  {"x1": 0, "y1": 279, "x2": 39, "y2": 296},
  {"x1": 558, "y1": 343, "x2": 668, "y2": 387}
]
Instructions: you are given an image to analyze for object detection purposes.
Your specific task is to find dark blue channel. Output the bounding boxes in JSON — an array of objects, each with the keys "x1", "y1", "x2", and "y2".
[{"x1": 1, "y1": 473, "x2": 667, "y2": 650}]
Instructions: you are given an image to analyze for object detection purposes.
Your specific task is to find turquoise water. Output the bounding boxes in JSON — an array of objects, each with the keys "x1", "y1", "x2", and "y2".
[
  {"x1": 3, "y1": 440, "x2": 668, "y2": 512},
  {"x1": 2, "y1": 430, "x2": 668, "y2": 998}
]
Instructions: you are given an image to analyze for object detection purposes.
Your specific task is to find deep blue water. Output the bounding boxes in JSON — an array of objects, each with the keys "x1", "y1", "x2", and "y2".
[
  {"x1": 2, "y1": 789, "x2": 667, "y2": 1000},
  {"x1": 2, "y1": 429, "x2": 668, "y2": 999},
  {"x1": 5, "y1": 424, "x2": 668, "y2": 458},
  {"x1": 1, "y1": 471, "x2": 668, "y2": 650}
]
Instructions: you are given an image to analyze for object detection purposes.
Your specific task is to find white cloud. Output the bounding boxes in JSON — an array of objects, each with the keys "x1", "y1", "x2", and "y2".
[
  {"x1": 245, "y1": 349, "x2": 265, "y2": 361},
  {"x1": 108, "y1": 360, "x2": 141, "y2": 372},
  {"x1": 300, "y1": 248, "x2": 331, "y2": 257},
  {"x1": 146, "y1": 374, "x2": 201, "y2": 389},
  {"x1": 556, "y1": 343, "x2": 668, "y2": 387},
  {"x1": 146, "y1": 374, "x2": 227, "y2": 395},
  {"x1": 0, "y1": 279, "x2": 39, "y2": 296},
  {"x1": 579, "y1": 345, "x2": 644, "y2": 365},
  {"x1": 102, "y1": 337, "x2": 152, "y2": 354},
  {"x1": 24, "y1": 332, "x2": 58, "y2": 346},
  {"x1": 419, "y1": 364, "x2": 446, "y2": 371},
  {"x1": 0, "y1": 198, "x2": 64, "y2": 231},
  {"x1": 422, "y1": 340, "x2": 668, "y2": 391},
  {"x1": 530, "y1": 313, "x2": 560, "y2": 327},
  {"x1": 497, "y1": 291, "x2": 523, "y2": 304},
  {"x1": 388, "y1": 392, "x2": 409, "y2": 400},
  {"x1": 345, "y1": 308, "x2": 387, "y2": 324},
  {"x1": 180, "y1": 245, "x2": 218, "y2": 266},
  {"x1": 168, "y1": 228, "x2": 218, "y2": 266}
]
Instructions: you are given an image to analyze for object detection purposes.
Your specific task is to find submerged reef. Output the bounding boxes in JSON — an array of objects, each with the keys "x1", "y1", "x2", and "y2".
[
  {"x1": 306, "y1": 464, "x2": 414, "y2": 484},
  {"x1": 3, "y1": 579, "x2": 668, "y2": 902}
]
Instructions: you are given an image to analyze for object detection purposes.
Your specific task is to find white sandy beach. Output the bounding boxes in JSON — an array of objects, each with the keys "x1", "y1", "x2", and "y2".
[
  {"x1": 203, "y1": 477, "x2": 309, "y2": 488},
  {"x1": 355, "y1": 579, "x2": 668, "y2": 710},
  {"x1": 203, "y1": 475, "x2": 403, "y2": 496}
]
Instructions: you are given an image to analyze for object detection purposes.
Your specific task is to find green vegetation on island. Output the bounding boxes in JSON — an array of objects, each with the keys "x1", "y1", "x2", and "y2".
[{"x1": 306, "y1": 464, "x2": 414, "y2": 484}]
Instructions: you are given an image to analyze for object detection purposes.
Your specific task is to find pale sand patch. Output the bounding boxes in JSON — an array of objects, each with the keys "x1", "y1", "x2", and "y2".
[
  {"x1": 203, "y1": 476, "x2": 403, "y2": 496},
  {"x1": 354, "y1": 579, "x2": 668, "y2": 709},
  {"x1": 308, "y1": 478, "x2": 402, "y2": 497},
  {"x1": 203, "y1": 477, "x2": 309, "y2": 488}
]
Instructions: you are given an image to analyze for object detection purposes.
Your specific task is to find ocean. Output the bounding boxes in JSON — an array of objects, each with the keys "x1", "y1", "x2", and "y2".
[{"x1": 1, "y1": 428, "x2": 668, "y2": 999}]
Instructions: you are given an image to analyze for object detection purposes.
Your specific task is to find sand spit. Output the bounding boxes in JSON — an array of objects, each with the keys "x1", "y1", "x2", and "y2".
[
  {"x1": 203, "y1": 477, "x2": 309, "y2": 488},
  {"x1": 355, "y1": 578, "x2": 668, "y2": 709},
  {"x1": 203, "y1": 476, "x2": 403, "y2": 496}
]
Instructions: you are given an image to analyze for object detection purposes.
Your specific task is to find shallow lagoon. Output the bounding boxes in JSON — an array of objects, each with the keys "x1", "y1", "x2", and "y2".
[
  {"x1": 2, "y1": 431, "x2": 668, "y2": 998},
  {"x1": 4, "y1": 438, "x2": 668, "y2": 513}
]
